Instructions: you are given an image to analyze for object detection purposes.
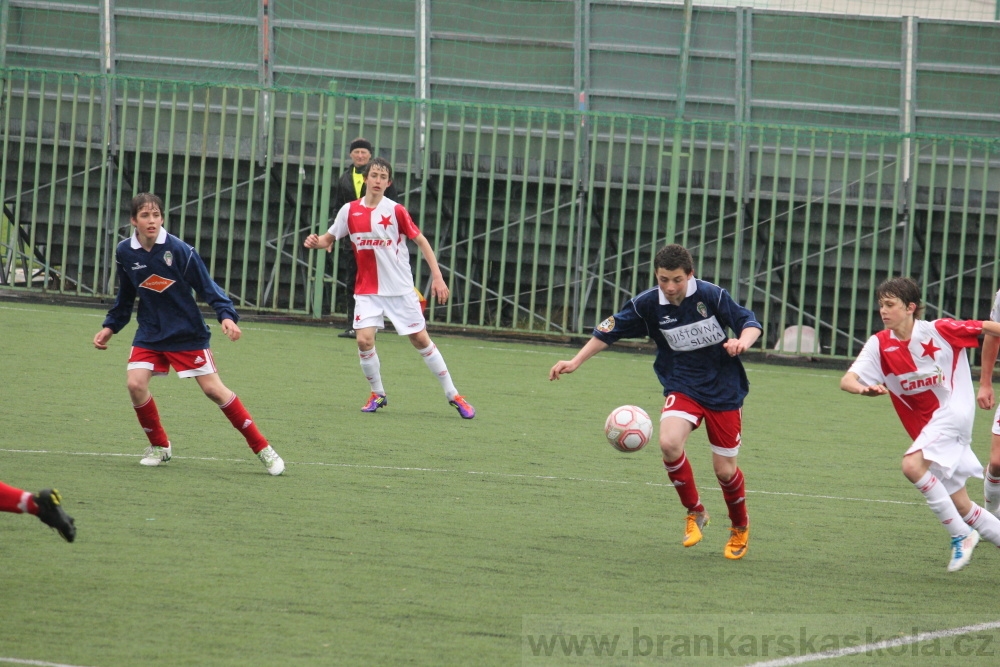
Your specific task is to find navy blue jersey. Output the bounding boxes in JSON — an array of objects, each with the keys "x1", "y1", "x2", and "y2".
[
  {"x1": 101, "y1": 229, "x2": 238, "y2": 351},
  {"x1": 592, "y1": 279, "x2": 762, "y2": 411}
]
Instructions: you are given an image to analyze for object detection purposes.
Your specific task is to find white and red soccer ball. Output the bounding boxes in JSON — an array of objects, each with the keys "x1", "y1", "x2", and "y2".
[{"x1": 604, "y1": 405, "x2": 653, "y2": 452}]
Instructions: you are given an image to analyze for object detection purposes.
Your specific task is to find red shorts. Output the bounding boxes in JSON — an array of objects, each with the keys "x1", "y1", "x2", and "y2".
[
  {"x1": 661, "y1": 392, "x2": 743, "y2": 457},
  {"x1": 127, "y1": 346, "x2": 217, "y2": 378}
]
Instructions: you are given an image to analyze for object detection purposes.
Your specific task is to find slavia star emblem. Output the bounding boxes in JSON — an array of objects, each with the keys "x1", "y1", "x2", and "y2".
[{"x1": 920, "y1": 339, "x2": 941, "y2": 359}]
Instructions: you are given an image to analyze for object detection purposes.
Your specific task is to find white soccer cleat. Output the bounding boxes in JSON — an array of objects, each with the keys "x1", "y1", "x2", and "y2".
[
  {"x1": 947, "y1": 530, "x2": 980, "y2": 572},
  {"x1": 257, "y1": 445, "x2": 285, "y2": 476},
  {"x1": 140, "y1": 442, "x2": 172, "y2": 466}
]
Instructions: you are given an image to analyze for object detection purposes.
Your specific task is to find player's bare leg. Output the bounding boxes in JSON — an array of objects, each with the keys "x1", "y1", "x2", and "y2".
[
  {"x1": 126, "y1": 367, "x2": 154, "y2": 406},
  {"x1": 195, "y1": 372, "x2": 233, "y2": 405}
]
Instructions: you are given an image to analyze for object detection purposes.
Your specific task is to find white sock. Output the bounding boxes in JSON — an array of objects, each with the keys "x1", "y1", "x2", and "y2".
[
  {"x1": 914, "y1": 472, "x2": 969, "y2": 539},
  {"x1": 418, "y1": 343, "x2": 458, "y2": 400},
  {"x1": 963, "y1": 504, "x2": 1000, "y2": 546},
  {"x1": 17, "y1": 491, "x2": 30, "y2": 514},
  {"x1": 359, "y1": 348, "x2": 385, "y2": 395},
  {"x1": 984, "y1": 471, "x2": 1000, "y2": 512}
]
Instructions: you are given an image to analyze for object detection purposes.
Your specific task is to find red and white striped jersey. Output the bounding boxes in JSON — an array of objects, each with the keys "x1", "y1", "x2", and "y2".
[
  {"x1": 849, "y1": 318, "x2": 984, "y2": 440},
  {"x1": 328, "y1": 197, "x2": 421, "y2": 296}
]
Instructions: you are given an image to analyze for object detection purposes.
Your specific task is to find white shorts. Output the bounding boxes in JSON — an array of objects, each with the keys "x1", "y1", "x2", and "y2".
[
  {"x1": 907, "y1": 424, "x2": 984, "y2": 494},
  {"x1": 354, "y1": 292, "x2": 426, "y2": 336}
]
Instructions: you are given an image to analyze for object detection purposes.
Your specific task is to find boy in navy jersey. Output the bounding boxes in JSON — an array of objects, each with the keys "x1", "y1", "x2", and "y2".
[
  {"x1": 549, "y1": 244, "x2": 761, "y2": 559},
  {"x1": 93, "y1": 193, "x2": 285, "y2": 475}
]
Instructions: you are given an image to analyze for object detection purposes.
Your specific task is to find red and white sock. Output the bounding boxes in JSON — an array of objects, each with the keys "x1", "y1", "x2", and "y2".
[
  {"x1": 0, "y1": 482, "x2": 35, "y2": 515},
  {"x1": 359, "y1": 348, "x2": 385, "y2": 395},
  {"x1": 963, "y1": 503, "x2": 1000, "y2": 546},
  {"x1": 220, "y1": 394, "x2": 268, "y2": 454},
  {"x1": 984, "y1": 471, "x2": 1000, "y2": 510},
  {"x1": 133, "y1": 396, "x2": 169, "y2": 447},
  {"x1": 417, "y1": 343, "x2": 458, "y2": 399},
  {"x1": 914, "y1": 471, "x2": 968, "y2": 539},
  {"x1": 663, "y1": 453, "x2": 705, "y2": 513},
  {"x1": 718, "y1": 467, "x2": 748, "y2": 527}
]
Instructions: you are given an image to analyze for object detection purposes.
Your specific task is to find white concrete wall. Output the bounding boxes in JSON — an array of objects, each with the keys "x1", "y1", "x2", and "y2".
[{"x1": 677, "y1": 0, "x2": 995, "y2": 21}]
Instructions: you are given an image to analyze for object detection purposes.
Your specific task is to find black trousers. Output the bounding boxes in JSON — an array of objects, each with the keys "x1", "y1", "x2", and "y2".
[{"x1": 342, "y1": 246, "x2": 356, "y2": 327}]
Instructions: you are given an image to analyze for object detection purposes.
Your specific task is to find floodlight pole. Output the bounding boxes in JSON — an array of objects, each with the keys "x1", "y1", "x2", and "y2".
[{"x1": 665, "y1": 0, "x2": 693, "y2": 243}]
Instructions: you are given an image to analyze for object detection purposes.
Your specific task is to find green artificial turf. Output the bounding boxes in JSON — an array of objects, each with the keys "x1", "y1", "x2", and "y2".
[{"x1": 2, "y1": 301, "x2": 999, "y2": 666}]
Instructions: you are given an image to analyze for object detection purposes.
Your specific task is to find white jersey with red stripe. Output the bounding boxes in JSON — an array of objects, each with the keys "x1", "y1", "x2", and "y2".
[
  {"x1": 849, "y1": 318, "x2": 984, "y2": 441},
  {"x1": 991, "y1": 288, "x2": 1000, "y2": 324},
  {"x1": 328, "y1": 197, "x2": 421, "y2": 296}
]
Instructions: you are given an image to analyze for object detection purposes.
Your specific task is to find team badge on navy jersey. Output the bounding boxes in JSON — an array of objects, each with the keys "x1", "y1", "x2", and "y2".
[
  {"x1": 164, "y1": 251, "x2": 173, "y2": 267},
  {"x1": 697, "y1": 302, "x2": 708, "y2": 318},
  {"x1": 597, "y1": 316, "x2": 615, "y2": 332}
]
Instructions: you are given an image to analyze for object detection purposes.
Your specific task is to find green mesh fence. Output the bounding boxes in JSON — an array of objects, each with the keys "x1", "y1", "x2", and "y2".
[
  {"x1": 4, "y1": 0, "x2": 1000, "y2": 352},
  {"x1": 3, "y1": 0, "x2": 1000, "y2": 132}
]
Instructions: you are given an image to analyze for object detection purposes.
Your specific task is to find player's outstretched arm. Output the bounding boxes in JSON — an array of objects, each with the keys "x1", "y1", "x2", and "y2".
[
  {"x1": 840, "y1": 371, "x2": 887, "y2": 397},
  {"x1": 93, "y1": 327, "x2": 114, "y2": 350},
  {"x1": 549, "y1": 337, "x2": 609, "y2": 381}
]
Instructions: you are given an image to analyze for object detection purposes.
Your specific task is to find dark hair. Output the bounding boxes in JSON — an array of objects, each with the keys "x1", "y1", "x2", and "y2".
[
  {"x1": 654, "y1": 244, "x2": 694, "y2": 274},
  {"x1": 130, "y1": 193, "x2": 164, "y2": 218},
  {"x1": 349, "y1": 137, "x2": 373, "y2": 153},
  {"x1": 363, "y1": 156, "x2": 393, "y2": 181},
  {"x1": 876, "y1": 277, "x2": 924, "y2": 318}
]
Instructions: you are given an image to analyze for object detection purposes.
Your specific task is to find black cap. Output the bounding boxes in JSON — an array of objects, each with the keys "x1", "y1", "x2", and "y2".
[{"x1": 349, "y1": 138, "x2": 373, "y2": 153}]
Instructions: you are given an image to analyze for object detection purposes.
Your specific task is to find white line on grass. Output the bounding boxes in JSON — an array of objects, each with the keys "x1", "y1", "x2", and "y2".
[
  {"x1": 0, "y1": 448, "x2": 921, "y2": 506},
  {"x1": 0, "y1": 657, "x2": 98, "y2": 667},
  {"x1": 746, "y1": 619, "x2": 1000, "y2": 667}
]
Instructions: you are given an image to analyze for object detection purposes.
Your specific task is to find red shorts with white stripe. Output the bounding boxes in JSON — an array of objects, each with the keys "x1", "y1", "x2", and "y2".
[
  {"x1": 661, "y1": 392, "x2": 743, "y2": 457},
  {"x1": 127, "y1": 346, "x2": 217, "y2": 378}
]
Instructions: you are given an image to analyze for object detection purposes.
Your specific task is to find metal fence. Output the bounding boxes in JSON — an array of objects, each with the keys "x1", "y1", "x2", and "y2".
[{"x1": 4, "y1": 67, "x2": 1000, "y2": 360}]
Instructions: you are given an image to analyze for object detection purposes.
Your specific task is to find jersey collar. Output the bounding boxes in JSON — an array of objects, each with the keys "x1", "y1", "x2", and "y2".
[
  {"x1": 130, "y1": 227, "x2": 168, "y2": 249},
  {"x1": 657, "y1": 275, "x2": 698, "y2": 304}
]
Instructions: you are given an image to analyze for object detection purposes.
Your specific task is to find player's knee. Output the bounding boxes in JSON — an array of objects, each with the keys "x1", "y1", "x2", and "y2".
[
  {"x1": 409, "y1": 332, "x2": 430, "y2": 348},
  {"x1": 658, "y1": 439, "x2": 684, "y2": 462},
  {"x1": 714, "y1": 465, "x2": 736, "y2": 482},
  {"x1": 201, "y1": 384, "x2": 231, "y2": 404},
  {"x1": 900, "y1": 455, "x2": 926, "y2": 483},
  {"x1": 126, "y1": 377, "x2": 148, "y2": 397}
]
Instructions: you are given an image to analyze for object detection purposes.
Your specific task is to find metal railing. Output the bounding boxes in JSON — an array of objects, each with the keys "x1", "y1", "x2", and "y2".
[{"x1": 3, "y1": 68, "x2": 1000, "y2": 360}]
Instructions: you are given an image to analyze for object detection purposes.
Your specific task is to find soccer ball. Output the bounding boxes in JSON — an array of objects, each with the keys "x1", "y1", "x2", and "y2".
[{"x1": 604, "y1": 405, "x2": 653, "y2": 452}]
